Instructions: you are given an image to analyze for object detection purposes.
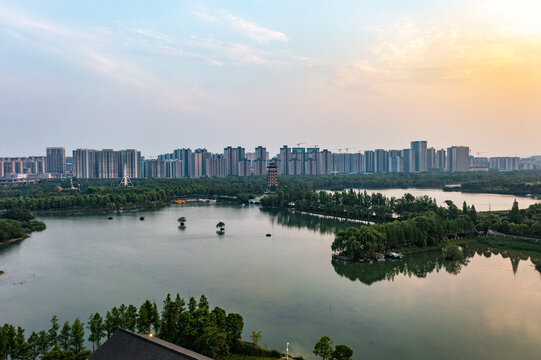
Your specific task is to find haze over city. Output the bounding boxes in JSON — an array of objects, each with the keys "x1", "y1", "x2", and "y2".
[{"x1": 2, "y1": 0, "x2": 541, "y2": 156}]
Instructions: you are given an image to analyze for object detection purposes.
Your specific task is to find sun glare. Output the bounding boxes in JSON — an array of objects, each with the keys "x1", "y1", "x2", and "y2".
[{"x1": 484, "y1": 0, "x2": 541, "y2": 36}]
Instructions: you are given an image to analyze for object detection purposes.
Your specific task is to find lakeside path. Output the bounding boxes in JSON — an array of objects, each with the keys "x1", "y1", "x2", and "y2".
[{"x1": 488, "y1": 230, "x2": 541, "y2": 243}]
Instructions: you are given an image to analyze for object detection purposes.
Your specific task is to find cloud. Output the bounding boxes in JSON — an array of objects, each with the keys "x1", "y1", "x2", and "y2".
[
  {"x1": 191, "y1": 8, "x2": 217, "y2": 23},
  {"x1": 0, "y1": 3, "x2": 216, "y2": 114},
  {"x1": 136, "y1": 28, "x2": 171, "y2": 42},
  {"x1": 333, "y1": 18, "x2": 541, "y2": 94},
  {"x1": 222, "y1": 12, "x2": 288, "y2": 43}
]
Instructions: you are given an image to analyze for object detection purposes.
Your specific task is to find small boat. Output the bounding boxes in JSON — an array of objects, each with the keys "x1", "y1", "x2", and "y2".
[
  {"x1": 107, "y1": 216, "x2": 113, "y2": 220},
  {"x1": 386, "y1": 252, "x2": 404, "y2": 260},
  {"x1": 266, "y1": 233, "x2": 271, "y2": 237},
  {"x1": 139, "y1": 216, "x2": 145, "y2": 221}
]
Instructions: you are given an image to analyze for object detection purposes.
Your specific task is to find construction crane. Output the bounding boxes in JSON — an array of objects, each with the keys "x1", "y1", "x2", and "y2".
[
  {"x1": 476, "y1": 151, "x2": 488, "y2": 157},
  {"x1": 295, "y1": 142, "x2": 306, "y2": 148},
  {"x1": 331, "y1": 148, "x2": 343, "y2": 153},
  {"x1": 344, "y1": 147, "x2": 358, "y2": 153},
  {"x1": 308, "y1": 144, "x2": 319, "y2": 149}
]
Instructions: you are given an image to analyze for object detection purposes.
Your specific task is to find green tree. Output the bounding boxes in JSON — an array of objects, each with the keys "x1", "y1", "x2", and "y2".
[
  {"x1": 48, "y1": 315, "x2": 60, "y2": 349},
  {"x1": 13, "y1": 326, "x2": 29, "y2": 360},
  {"x1": 88, "y1": 313, "x2": 105, "y2": 350},
  {"x1": 37, "y1": 330, "x2": 50, "y2": 357},
  {"x1": 27, "y1": 331, "x2": 39, "y2": 360},
  {"x1": 69, "y1": 318, "x2": 85, "y2": 354},
  {"x1": 314, "y1": 336, "x2": 334, "y2": 360},
  {"x1": 137, "y1": 300, "x2": 160, "y2": 335},
  {"x1": 59, "y1": 322, "x2": 71, "y2": 351},
  {"x1": 509, "y1": 199, "x2": 522, "y2": 223},
  {"x1": 332, "y1": 344, "x2": 353, "y2": 360},
  {"x1": 124, "y1": 305, "x2": 138, "y2": 332},
  {"x1": 216, "y1": 221, "x2": 225, "y2": 232},
  {"x1": 225, "y1": 313, "x2": 244, "y2": 344},
  {"x1": 250, "y1": 330, "x2": 262, "y2": 346}
]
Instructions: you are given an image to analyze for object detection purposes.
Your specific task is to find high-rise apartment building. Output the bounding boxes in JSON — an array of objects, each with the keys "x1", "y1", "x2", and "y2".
[
  {"x1": 427, "y1": 147, "x2": 436, "y2": 170},
  {"x1": 289, "y1": 148, "x2": 305, "y2": 175},
  {"x1": 364, "y1": 150, "x2": 375, "y2": 173},
  {"x1": 46, "y1": 147, "x2": 66, "y2": 177},
  {"x1": 374, "y1": 149, "x2": 388, "y2": 173},
  {"x1": 278, "y1": 146, "x2": 291, "y2": 175},
  {"x1": 194, "y1": 149, "x2": 209, "y2": 178},
  {"x1": 318, "y1": 149, "x2": 333, "y2": 175},
  {"x1": 173, "y1": 149, "x2": 193, "y2": 177},
  {"x1": 224, "y1": 146, "x2": 245, "y2": 176},
  {"x1": 73, "y1": 149, "x2": 98, "y2": 178},
  {"x1": 446, "y1": 146, "x2": 470, "y2": 172},
  {"x1": 73, "y1": 148, "x2": 141, "y2": 179},
  {"x1": 143, "y1": 159, "x2": 166, "y2": 178},
  {"x1": 410, "y1": 141, "x2": 427, "y2": 172},
  {"x1": 435, "y1": 149, "x2": 446, "y2": 170},
  {"x1": 402, "y1": 149, "x2": 414, "y2": 173},
  {"x1": 118, "y1": 149, "x2": 141, "y2": 178},
  {"x1": 206, "y1": 154, "x2": 227, "y2": 177},
  {"x1": 254, "y1": 146, "x2": 268, "y2": 176},
  {"x1": 98, "y1": 149, "x2": 118, "y2": 178},
  {"x1": 304, "y1": 148, "x2": 319, "y2": 175},
  {"x1": 165, "y1": 160, "x2": 184, "y2": 178},
  {"x1": 388, "y1": 150, "x2": 403, "y2": 173}
]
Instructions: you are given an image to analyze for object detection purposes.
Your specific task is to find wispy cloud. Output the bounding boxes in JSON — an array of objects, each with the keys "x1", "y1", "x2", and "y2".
[
  {"x1": 0, "y1": 3, "x2": 216, "y2": 114},
  {"x1": 136, "y1": 28, "x2": 171, "y2": 42},
  {"x1": 333, "y1": 18, "x2": 541, "y2": 94},
  {"x1": 191, "y1": 7, "x2": 217, "y2": 23},
  {"x1": 221, "y1": 11, "x2": 288, "y2": 43}
]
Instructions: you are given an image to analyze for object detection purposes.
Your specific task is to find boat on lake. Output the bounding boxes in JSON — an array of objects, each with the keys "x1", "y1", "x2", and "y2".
[{"x1": 386, "y1": 252, "x2": 404, "y2": 260}]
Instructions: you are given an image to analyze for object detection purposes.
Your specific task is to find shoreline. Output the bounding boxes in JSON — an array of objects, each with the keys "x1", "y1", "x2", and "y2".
[
  {"x1": 332, "y1": 235, "x2": 541, "y2": 263},
  {"x1": 0, "y1": 237, "x2": 26, "y2": 247}
]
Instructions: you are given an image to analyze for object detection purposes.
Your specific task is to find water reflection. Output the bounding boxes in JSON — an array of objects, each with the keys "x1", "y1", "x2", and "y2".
[
  {"x1": 332, "y1": 245, "x2": 541, "y2": 285},
  {"x1": 260, "y1": 208, "x2": 350, "y2": 235}
]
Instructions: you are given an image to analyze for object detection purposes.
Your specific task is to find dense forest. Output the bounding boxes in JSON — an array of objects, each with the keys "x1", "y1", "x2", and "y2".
[
  {"x1": 0, "y1": 293, "x2": 281, "y2": 360},
  {"x1": 0, "y1": 208, "x2": 46, "y2": 243},
  {"x1": 0, "y1": 171, "x2": 540, "y2": 212}
]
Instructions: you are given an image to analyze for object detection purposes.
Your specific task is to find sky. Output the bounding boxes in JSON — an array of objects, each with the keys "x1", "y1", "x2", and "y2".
[{"x1": 1, "y1": 0, "x2": 541, "y2": 157}]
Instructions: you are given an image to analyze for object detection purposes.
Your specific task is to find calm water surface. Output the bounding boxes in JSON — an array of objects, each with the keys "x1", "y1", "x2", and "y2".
[{"x1": 1, "y1": 204, "x2": 540, "y2": 359}]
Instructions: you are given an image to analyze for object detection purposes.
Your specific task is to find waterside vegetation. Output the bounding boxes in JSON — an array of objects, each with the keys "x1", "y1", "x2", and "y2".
[
  {"x1": 1, "y1": 171, "x2": 540, "y2": 213},
  {"x1": 0, "y1": 208, "x2": 46, "y2": 244}
]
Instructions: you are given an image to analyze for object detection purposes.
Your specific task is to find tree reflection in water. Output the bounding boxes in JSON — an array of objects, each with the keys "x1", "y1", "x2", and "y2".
[
  {"x1": 332, "y1": 244, "x2": 541, "y2": 285},
  {"x1": 260, "y1": 208, "x2": 351, "y2": 235}
]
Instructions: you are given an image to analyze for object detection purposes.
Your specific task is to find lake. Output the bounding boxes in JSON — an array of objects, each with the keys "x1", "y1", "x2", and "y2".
[
  {"x1": 1, "y1": 204, "x2": 540, "y2": 359},
  {"x1": 343, "y1": 188, "x2": 540, "y2": 211}
]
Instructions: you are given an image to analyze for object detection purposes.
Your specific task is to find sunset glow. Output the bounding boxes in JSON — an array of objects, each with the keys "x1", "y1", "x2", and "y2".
[{"x1": 1, "y1": 0, "x2": 540, "y2": 156}]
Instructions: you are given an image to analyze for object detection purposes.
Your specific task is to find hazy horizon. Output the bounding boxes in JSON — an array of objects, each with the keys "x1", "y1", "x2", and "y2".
[{"x1": 2, "y1": 0, "x2": 540, "y2": 157}]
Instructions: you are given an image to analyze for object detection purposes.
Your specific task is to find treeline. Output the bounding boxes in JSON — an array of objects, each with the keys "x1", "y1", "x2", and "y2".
[
  {"x1": 261, "y1": 188, "x2": 471, "y2": 223},
  {"x1": 0, "y1": 208, "x2": 45, "y2": 243},
  {"x1": 331, "y1": 209, "x2": 477, "y2": 260},
  {"x1": 1, "y1": 170, "x2": 540, "y2": 212},
  {"x1": 331, "y1": 199, "x2": 541, "y2": 259},
  {"x1": 447, "y1": 177, "x2": 541, "y2": 198},
  {"x1": 0, "y1": 177, "x2": 267, "y2": 211},
  {"x1": 0, "y1": 293, "x2": 279, "y2": 360},
  {"x1": 488, "y1": 202, "x2": 541, "y2": 238}
]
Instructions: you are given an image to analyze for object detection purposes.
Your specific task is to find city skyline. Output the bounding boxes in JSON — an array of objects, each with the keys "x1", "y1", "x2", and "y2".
[
  {"x1": 2, "y1": 1, "x2": 541, "y2": 157},
  {"x1": 3, "y1": 140, "x2": 539, "y2": 181}
]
